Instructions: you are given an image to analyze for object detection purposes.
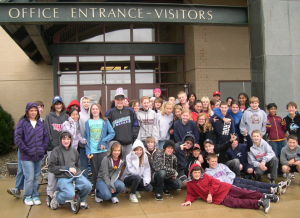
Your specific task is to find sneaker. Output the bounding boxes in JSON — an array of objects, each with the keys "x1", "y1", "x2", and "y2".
[
  {"x1": 259, "y1": 198, "x2": 271, "y2": 214},
  {"x1": 267, "y1": 174, "x2": 271, "y2": 179},
  {"x1": 155, "y1": 193, "x2": 163, "y2": 201},
  {"x1": 121, "y1": 188, "x2": 129, "y2": 194},
  {"x1": 264, "y1": 194, "x2": 279, "y2": 203},
  {"x1": 129, "y1": 194, "x2": 138, "y2": 203},
  {"x1": 279, "y1": 181, "x2": 288, "y2": 194},
  {"x1": 269, "y1": 179, "x2": 275, "y2": 184},
  {"x1": 283, "y1": 173, "x2": 287, "y2": 178},
  {"x1": 94, "y1": 190, "x2": 103, "y2": 203},
  {"x1": 24, "y1": 197, "x2": 34, "y2": 206},
  {"x1": 32, "y1": 197, "x2": 41, "y2": 205},
  {"x1": 80, "y1": 202, "x2": 89, "y2": 209},
  {"x1": 50, "y1": 197, "x2": 59, "y2": 210},
  {"x1": 7, "y1": 188, "x2": 16, "y2": 197},
  {"x1": 47, "y1": 192, "x2": 54, "y2": 199},
  {"x1": 111, "y1": 197, "x2": 119, "y2": 203},
  {"x1": 291, "y1": 173, "x2": 295, "y2": 179},
  {"x1": 135, "y1": 191, "x2": 141, "y2": 198},
  {"x1": 286, "y1": 178, "x2": 292, "y2": 188},
  {"x1": 15, "y1": 189, "x2": 21, "y2": 199},
  {"x1": 163, "y1": 189, "x2": 171, "y2": 195},
  {"x1": 270, "y1": 187, "x2": 278, "y2": 195}
]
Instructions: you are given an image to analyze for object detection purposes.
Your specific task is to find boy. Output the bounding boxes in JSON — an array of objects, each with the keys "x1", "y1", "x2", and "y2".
[
  {"x1": 212, "y1": 91, "x2": 221, "y2": 103},
  {"x1": 201, "y1": 134, "x2": 241, "y2": 178},
  {"x1": 181, "y1": 164, "x2": 271, "y2": 214},
  {"x1": 280, "y1": 135, "x2": 300, "y2": 183},
  {"x1": 168, "y1": 96, "x2": 176, "y2": 105},
  {"x1": 248, "y1": 130, "x2": 278, "y2": 183},
  {"x1": 35, "y1": 100, "x2": 44, "y2": 123},
  {"x1": 205, "y1": 153, "x2": 284, "y2": 198},
  {"x1": 187, "y1": 144, "x2": 203, "y2": 168},
  {"x1": 145, "y1": 137, "x2": 160, "y2": 176},
  {"x1": 48, "y1": 131, "x2": 92, "y2": 210},
  {"x1": 284, "y1": 101, "x2": 300, "y2": 141},
  {"x1": 152, "y1": 140, "x2": 182, "y2": 201},
  {"x1": 240, "y1": 96, "x2": 267, "y2": 137},
  {"x1": 153, "y1": 88, "x2": 162, "y2": 98},
  {"x1": 176, "y1": 91, "x2": 189, "y2": 109},
  {"x1": 66, "y1": 100, "x2": 81, "y2": 112},
  {"x1": 210, "y1": 101, "x2": 235, "y2": 144}
]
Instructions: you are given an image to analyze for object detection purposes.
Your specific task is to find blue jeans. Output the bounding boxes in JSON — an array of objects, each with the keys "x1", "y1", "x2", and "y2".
[
  {"x1": 21, "y1": 160, "x2": 42, "y2": 200},
  {"x1": 154, "y1": 170, "x2": 183, "y2": 194},
  {"x1": 56, "y1": 176, "x2": 92, "y2": 204},
  {"x1": 95, "y1": 179, "x2": 125, "y2": 200},
  {"x1": 269, "y1": 140, "x2": 286, "y2": 157},
  {"x1": 79, "y1": 148, "x2": 89, "y2": 179},
  {"x1": 15, "y1": 150, "x2": 24, "y2": 190},
  {"x1": 233, "y1": 178, "x2": 277, "y2": 194},
  {"x1": 157, "y1": 141, "x2": 165, "y2": 149}
]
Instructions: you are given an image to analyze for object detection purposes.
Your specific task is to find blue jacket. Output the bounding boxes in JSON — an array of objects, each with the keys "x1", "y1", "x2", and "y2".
[
  {"x1": 84, "y1": 119, "x2": 115, "y2": 155},
  {"x1": 174, "y1": 119, "x2": 199, "y2": 143},
  {"x1": 213, "y1": 108, "x2": 243, "y2": 136},
  {"x1": 226, "y1": 135, "x2": 252, "y2": 164}
]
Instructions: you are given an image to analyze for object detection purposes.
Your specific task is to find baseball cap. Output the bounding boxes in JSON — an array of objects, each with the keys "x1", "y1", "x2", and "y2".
[
  {"x1": 213, "y1": 91, "x2": 221, "y2": 96},
  {"x1": 192, "y1": 144, "x2": 200, "y2": 150},
  {"x1": 52, "y1": 96, "x2": 63, "y2": 104},
  {"x1": 114, "y1": 87, "x2": 125, "y2": 99},
  {"x1": 203, "y1": 139, "x2": 214, "y2": 146}
]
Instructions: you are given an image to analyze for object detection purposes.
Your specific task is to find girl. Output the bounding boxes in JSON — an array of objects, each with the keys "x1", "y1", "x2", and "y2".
[
  {"x1": 154, "y1": 97, "x2": 163, "y2": 113},
  {"x1": 238, "y1": 93, "x2": 250, "y2": 112},
  {"x1": 157, "y1": 102, "x2": 174, "y2": 149},
  {"x1": 95, "y1": 141, "x2": 126, "y2": 204},
  {"x1": 196, "y1": 113, "x2": 217, "y2": 151},
  {"x1": 129, "y1": 100, "x2": 140, "y2": 113},
  {"x1": 150, "y1": 97, "x2": 156, "y2": 110},
  {"x1": 226, "y1": 97, "x2": 234, "y2": 106},
  {"x1": 191, "y1": 100, "x2": 203, "y2": 122},
  {"x1": 201, "y1": 96, "x2": 214, "y2": 117},
  {"x1": 121, "y1": 140, "x2": 153, "y2": 203},
  {"x1": 210, "y1": 99, "x2": 220, "y2": 110},
  {"x1": 174, "y1": 109, "x2": 200, "y2": 144},
  {"x1": 15, "y1": 102, "x2": 48, "y2": 205},
  {"x1": 44, "y1": 96, "x2": 68, "y2": 198},
  {"x1": 169, "y1": 105, "x2": 183, "y2": 142},
  {"x1": 61, "y1": 108, "x2": 86, "y2": 150},
  {"x1": 136, "y1": 96, "x2": 159, "y2": 145},
  {"x1": 124, "y1": 98, "x2": 130, "y2": 107},
  {"x1": 84, "y1": 103, "x2": 115, "y2": 189},
  {"x1": 188, "y1": 92, "x2": 197, "y2": 110}
]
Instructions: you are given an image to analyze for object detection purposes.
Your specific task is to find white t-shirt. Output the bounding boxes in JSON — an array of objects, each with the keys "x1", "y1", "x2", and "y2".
[{"x1": 30, "y1": 120, "x2": 37, "y2": 128}]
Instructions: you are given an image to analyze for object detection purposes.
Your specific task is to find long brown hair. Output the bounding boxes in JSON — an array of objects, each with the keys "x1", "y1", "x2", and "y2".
[
  {"x1": 90, "y1": 103, "x2": 107, "y2": 121},
  {"x1": 196, "y1": 113, "x2": 213, "y2": 133},
  {"x1": 50, "y1": 102, "x2": 66, "y2": 112},
  {"x1": 134, "y1": 146, "x2": 144, "y2": 166}
]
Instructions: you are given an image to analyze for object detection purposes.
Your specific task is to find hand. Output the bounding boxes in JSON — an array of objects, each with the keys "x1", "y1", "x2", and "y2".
[
  {"x1": 111, "y1": 189, "x2": 115, "y2": 193},
  {"x1": 266, "y1": 120, "x2": 271, "y2": 125},
  {"x1": 281, "y1": 119, "x2": 286, "y2": 125},
  {"x1": 196, "y1": 160, "x2": 202, "y2": 166},
  {"x1": 172, "y1": 176, "x2": 176, "y2": 179},
  {"x1": 198, "y1": 155, "x2": 204, "y2": 163},
  {"x1": 180, "y1": 144, "x2": 186, "y2": 150},
  {"x1": 230, "y1": 133, "x2": 236, "y2": 142},
  {"x1": 293, "y1": 161, "x2": 300, "y2": 166},
  {"x1": 169, "y1": 129, "x2": 174, "y2": 134},
  {"x1": 288, "y1": 159, "x2": 295, "y2": 165},
  {"x1": 87, "y1": 154, "x2": 93, "y2": 159},
  {"x1": 223, "y1": 118, "x2": 230, "y2": 124},
  {"x1": 207, "y1": 194, "x2": 212, "y2": 203},
  {"x1": 100, "y1": 145, "x2": 106, "y2": 150},
  {"x1": 259, "y1": 162, "x2": 267, "y2": 171},
  {"x1": 213, "y1": 117, "x2": 219, "y2": 122},
  {"x1": 239, "y1": 164, "x2": 243, "y2": 171},
  {"x1": 181, "y1": 201, "x2": 192, "y2": 206},
  {"x1": 243, "y1": 130, "x2": 247, "y2": 136},
  {"x1": 184, "y1": 104, "x2": 190, "y2": 109},
  {"x1": 69, "y1": 167, "x2": 76, "y2": 175}
]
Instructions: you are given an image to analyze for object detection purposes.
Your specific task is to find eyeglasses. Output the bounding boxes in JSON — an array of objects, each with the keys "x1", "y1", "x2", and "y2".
[{"x1": 198, "y1": 119, "x2": 206, "y2": 121}]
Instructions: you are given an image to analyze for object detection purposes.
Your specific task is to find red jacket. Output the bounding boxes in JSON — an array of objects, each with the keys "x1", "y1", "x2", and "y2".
[
  {"x1": 266, "y1": 114, "x2": 286, "y2": 141},
  {"x1": 191, "y1": 111, "x2": 198, "y2": 122},
  {"x1": 185, "y1": 164, "x2": 231, "y2": 205},
  {"x1": 67, "y1": 100, "x2": 81, "y2": 112}
]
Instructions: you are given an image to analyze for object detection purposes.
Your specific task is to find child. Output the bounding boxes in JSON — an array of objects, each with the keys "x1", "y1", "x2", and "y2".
[
  {"x1": 213, "y1": 91, "x2": 221, "y2": 103},
  {"x1": 145, "y1": 137, "x2": 159, "y2": 175},
  {"x1": 48, "y1": 131, "x2": 92, "y2": 210},
  {"x1": 196, "y1": 113, "x2": 217, "y2": 151},
  {"x1": 201, "y1": 96, "x2": 214, "y2": 117},
  {"x1": 157, "y1": 102, "x2": 174, "y2": 149},
  {"x1": 280, "y1": 135, "x2": 300, "y2": 182},
  {"x1": 238, "y1": 93, "x2": 250, "y2": 112},
  {"x1": 95, "y1": 141, "x2": 126, "y2": 203},
  {"x1": 205, "y1": 154, "x2": 283, "y2": 197},
  {"x1": 14, "y1": 102, "x2": 48, "y2": 205},
  {"x1": 191, "y1": 100, "x2": 203, "y2": 122},
  {"x1": 124, "y1": 98, "x2": 130, "y2": 107},
  {"x1": 136, "y1": 96, "x2": 159, "y2": 145},
  {"x1": 174, "y1": 109, "x2": 199, "y2": 144},
  {"x1": 44, "y1": 96, "x2": 68, "y2": 198},
  {"x1": 181, "y1": 164, "x2": 271, "y2": 214},
  {"x1": 61, "y1": 108, "x2": 86, "y2": 150},
  {"x1": 210, "y1": 99, "x2": 220, "y2": 110},
  {"x1": 35, "y1": 100, "x2": 45, "y2": 123},
  {"x1": 226, "y1": 97, "x2": 233, "y2": 106},
  {"x1": 284, "y1": 101, "x2": 300, "y2": 141},
  {"x1": 128, "y1": 100, "x2": 140, "y2": 113},
  {"x1": 176, "y1": 91, "x2": 189, "y2": 109},
  {"x1": 153, "y1": 88, "x2": 162, "y2": 98},
  {"x1": 169, "y1": 105, "x2": 183, "y2": 142},
  {"x1": 154, "y1": 97, "x2": 163, "y2": 113},
  {"x1": 210, "y1": 101, "x2": 235, "y2": 145},
  {"x1": 187, "y1": 144, "x2": 203, "y2": 170},
  {"x1": 248, "y1": 130, "x2": 278, "y2": 183},
  {"x1": 187, "y1": 92, "x2": 197, "y2": 110},
  {"x1": 121, "y1": 140, "x2": 153, "y2": 203},
  {"x1": 67, "y1": 99, "x2": 81, "y2": 112},
  {"x1": 168, "y1": 96, "x2": 176, "y2": 105},
  {"x1": 150, "y1": 97, "x2": 156, "y2": 110},
  {"x1": 152, "y1": 140, "x2": 182, "y2": 200},
  {"x1": 240, "y1": 96, "x2": 267, "y2": 137},
  {"x1": 84, "y1": 103, "x2": 115, "y2": 189}
]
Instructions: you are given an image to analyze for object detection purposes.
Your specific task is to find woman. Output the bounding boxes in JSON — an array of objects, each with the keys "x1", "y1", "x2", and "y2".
[{"x1": 15, "y1": 102, "x2": 48, "y2": 205}]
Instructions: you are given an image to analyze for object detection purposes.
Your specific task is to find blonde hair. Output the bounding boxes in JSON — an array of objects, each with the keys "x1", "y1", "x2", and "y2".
[
  {"x1": 196, "y1": 113, "x2": 213, "y2": 133},
  {"x1": 134, "y1": 146, "x2": 144, "y2": 166},
  {"x1": 110, "y1": 142, "x2": 122, "y2": 157},
  {"x1": 201, "y1": 96, "x2": 212, "y2": 116},
  {"x1": 181, "y1": 109, "x2": 193, "y2": 121},
  {"x1": 161, "y1": 102, "x2": 174, "y2": 116},
  {"x1": 251, "y1": 129, "x2": 261, "y2": 136},
  {"x1": 249, "y1": 96, "x2": 259, "y2": 104},
  {"x1": 173, "y1": 105, "x2": 183, "y2": 122},
  {"x1": 145, "y1": 136, "x2": 155, "y2": 146},
  {"x1": 177, "y1": 91, "x2": 187, "y2": 97}
]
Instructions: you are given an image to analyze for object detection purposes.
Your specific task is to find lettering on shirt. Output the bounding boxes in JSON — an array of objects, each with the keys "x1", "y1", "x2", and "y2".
[
  {"x1": 255, "y1": 152, "x2": 266, "y2": 159},
  {"x1": 112, "y1": 116, "x2": 131, "y2": 128},
  {"x1": 52, "y1": 123, "x2": 62, "y2": 132},
  {"x1": 236, "y1": 152, "x2": 242, "y2": 157},
  {"x1": 211, "y1": 170, "x2": 226, "y2": 179},
  {"x1": 141, "y1": 118, "x2": 154, "y2": 125},
  {"x1": 222, "y1": 121, "x2": 231, "y2": 135},
  {"x1": 250, "y1": 114, "x2": 261, "y2": 124}
]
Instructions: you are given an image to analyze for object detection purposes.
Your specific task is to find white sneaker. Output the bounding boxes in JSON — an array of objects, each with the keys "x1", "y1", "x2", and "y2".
[
  {"x1": 111, "y1": 197, "x2": 119, "y2": 203},
  {"x1": 283, "y1": 173, "x2": 287, "y2": 178},
  {"x1": 24, "y1": 197, "x2": 34, "y2": 206},
  {"x1": 136, "y1": 191, "x2": 141, "y2": 198},
  {"x1": 32, "y1": 197, "x2": 41, "y2": 205},
  {"x1": 267, "y1": 174, "x2": 271, "y2": 179},
  {"x1": 291, "y1": 173, "x2": 295, "y2": 179},
  {"x1": 94, "y1": 190, "x2": 103, "y2": 203},
  {"x1": 129, "y1": 194, "x2": 138, "y2": 203},
  {"x1": 80, "y1": 201, "x2": 89, "y2": 209}
]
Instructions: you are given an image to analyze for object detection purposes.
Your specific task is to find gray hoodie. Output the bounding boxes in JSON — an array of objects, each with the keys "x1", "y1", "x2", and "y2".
[
  {"x1": 205, "y1": 163, "x2": 235, "y2": 184},
  {"x1": 79, "y1": 96, "x2": 90, "y2": 149},
  {"x1": 136, "y1": 108, "x2": 159, "y2": 144},
  {"x1": 247, "y1": 139, "x2": 276, "y2": 167},
  {"x1": 280, "y1": 144, "x2": 300, "y2": 166},
  {"x1": 157, "y1": 112, "x2": 173, "y2": 141},
  {"x1": 239, "y1": 107, "x2": 267, "y2": 136}
]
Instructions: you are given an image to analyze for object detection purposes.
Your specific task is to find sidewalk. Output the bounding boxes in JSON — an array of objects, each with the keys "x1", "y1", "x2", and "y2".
[{"x1": 1, "y1": 175, "x2": 300, "y2": 218}]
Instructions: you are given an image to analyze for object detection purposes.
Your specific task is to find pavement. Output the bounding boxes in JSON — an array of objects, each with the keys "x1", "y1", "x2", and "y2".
[{"x1": 1, "y1": 175, "x2": 300, "y2": 218}]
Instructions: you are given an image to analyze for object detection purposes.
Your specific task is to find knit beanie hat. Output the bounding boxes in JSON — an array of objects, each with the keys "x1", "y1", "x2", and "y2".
[
  {"x1": 163, "y1": 140, "x2": 175, "y2": 150},
  {"x1": 153, "y1": 88, "x2": 162, "y2": 95}
]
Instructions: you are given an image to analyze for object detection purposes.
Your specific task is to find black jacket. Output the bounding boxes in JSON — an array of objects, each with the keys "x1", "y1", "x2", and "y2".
[
  {"x1": 209, "y1": 114, "x2": 235, "y2": 145},
  {"x1": 284, "y1": 112, "x2": 300, "y2": 141}
]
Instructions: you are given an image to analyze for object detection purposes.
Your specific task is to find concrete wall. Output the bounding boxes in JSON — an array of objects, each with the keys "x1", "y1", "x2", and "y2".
[{"x1": 0, "y1": 27, "x2": 53, "y2": 124}]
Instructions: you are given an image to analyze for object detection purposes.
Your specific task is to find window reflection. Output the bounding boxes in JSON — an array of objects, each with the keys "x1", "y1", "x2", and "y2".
[
  {"x1": 79, "y1": 56, "x2": 104, "y2": 73},
  {"x1": 60, "y1": 86, "x2": 78, "y2": 107},
  {"x1": 80, "y1": 74, "x2": 104, "y2": 85},
  {"x1": 133, "y1": 24, "x2": 157, "y2": 42},
  {"x1": 135, "y1": 73, "x2": 159, "y2": 84},
  {"x1": 105, "y1": 24, "x2": 130, "y2": 42},
  {"x1": 135, "y1": 56, "x2": 158, "y2": 72},
  {"x1": 106, "y1": 56, "x2": 130, "y2": 73},
  {"x1": 106, "y1": 74, "x2": 131, "y2": 84},
  {"x1": 78, "y1": 24, "x2": 104, "y2": 42},
  {"x1": 59, "y1": 74, "x2": 77, "y2": 85},
  {"x1": 59, "y1": 56, "x2": 77, "y2": 74}
]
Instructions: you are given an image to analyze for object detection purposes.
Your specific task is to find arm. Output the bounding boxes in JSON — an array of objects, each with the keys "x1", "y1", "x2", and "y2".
[
  {"x1": 192, "y1": 122, "x2": 200, "y2": 143},
  {"x1": 44, "y1": 114, "x2": 53, "y2": 145},
  {"x1": 207, "y1": 175, "x2": 221, "y2": 197},
  {"x1": 246, "y1": 134, "x2": 253, "y2": 151},
  {"x1": 153, "y1": 152, "x2": 177, "y2": 177},
  {"x1": 223, "y1": 165, "x2": 235, "y2": 184},
  {"x1": 42, "y1": 124, "x2": 49, "y2": 151},
  {"x1": 174, "y1": 121, "x2": 181, "y2": 143},
  {"x1": 14, "y1": 120, "x2": 29, "y2": 153},
  {"x1": 261, "y1": 112, "x2": 267, "y2": 136},
  {"x1": 262, "y1": 142, "x2": 276, "y2": 163},
  {"x1": 184, "y1": 184, "x2": 199, "y2": 203},
  {"x1": 215, "y1": 140, "x2": 233, "y2": 153},
  {"x1": 61, "y1": 121, "x2": 71, "y2": 133},
  {"x1": 142, "y1": 158, "x2": 152, "y2": 186},
  {"x1": 213, "y1": 108, "x2": 224, "y2": 119},
  {"x1": 48, "y1": 149, "x2": 68, "y2": 174},
  {"x1": 247, "y1": 152, "x2": 261, "y2": 168},
  {"x1": 84, "y1": 120, "x2": 92, "y2": 156},
  {"x1": 131, "y1": 110, "x2": 140, "y2": 141},
  {"x1": 239, "y1": 113, "x2": 247, "y2": 136},
  {"x1": 152, "y1": 113, "x2": 160, "y2": 144},
  {"x1": 266, "y1": 117, "x2": 271, "y2": 134},
  {"x1": 100, "y1": 121, "x2": 116, "y2": 148},
  {"x1": 101, "y1": 158, "x2": 117, "y2": 191},
  {"x1": 125, "y1": 152, "x2": 140, "y2": 175},
  {"x1": 280, "y1": 148, "x2": 289, "y2": 166}
]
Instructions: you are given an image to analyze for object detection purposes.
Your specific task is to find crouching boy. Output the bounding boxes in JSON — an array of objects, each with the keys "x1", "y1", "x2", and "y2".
[{"x1": 48, "y1": 131, "x2": 92, "y2": 210}]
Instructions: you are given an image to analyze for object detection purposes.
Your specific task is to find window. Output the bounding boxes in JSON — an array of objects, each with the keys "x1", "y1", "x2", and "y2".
[{"x1": 219, "y1": 81, "x2": 251, "y2": 101}]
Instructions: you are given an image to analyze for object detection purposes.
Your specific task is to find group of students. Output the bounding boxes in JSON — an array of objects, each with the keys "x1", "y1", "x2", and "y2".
[{"x1": 7, "y1": 87, "x2": 300, "y2": 214}]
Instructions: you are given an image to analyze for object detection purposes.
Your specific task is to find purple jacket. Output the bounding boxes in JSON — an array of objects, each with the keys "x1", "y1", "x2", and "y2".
[{"x1": 14, "y1": 102, "x2": 49, "y2": 161}]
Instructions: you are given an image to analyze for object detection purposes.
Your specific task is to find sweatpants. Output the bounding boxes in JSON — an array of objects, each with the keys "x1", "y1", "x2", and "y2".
[
  {"x1": 123, "y1": 175, "x2": 153, "y2": 194},
  {"x1": 226, "y1": 159, "x2": 241, "y2": 178},
  {"x1": 90, "y1": 152, "x2": 107, "y2": 188},
  {"x1": 121, "y1": 144, "x2": 132, "y2": 159},
  {"x1": 46, "y1": 151, "x2": 57, "y2": 195},
  {"x1": 233, "y1": 178, "x2": 278, "y2": 194},
  {"x1": 254, "y1": 157, "x2": 278, "y2": 179},
  {"x1": 221, "y1": 186, "x2": 263, "y2": 209}
]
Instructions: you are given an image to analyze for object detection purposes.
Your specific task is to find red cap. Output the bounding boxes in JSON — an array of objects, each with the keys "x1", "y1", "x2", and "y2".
[{"x1": 213, "y1": 91, "x2": 221, "y2": 96}]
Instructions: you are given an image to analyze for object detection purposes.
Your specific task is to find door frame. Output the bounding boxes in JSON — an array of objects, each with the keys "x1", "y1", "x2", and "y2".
[
  {"x1": 106, "y1": 85, "x2": 133, "y2": 110},
  {"x1": 79, "y1": 85, "x2": 106, "y2": 111}
]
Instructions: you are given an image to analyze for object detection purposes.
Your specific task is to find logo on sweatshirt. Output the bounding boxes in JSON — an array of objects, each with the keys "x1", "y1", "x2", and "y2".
[
  {"x1": 250, "y1": 114, "x2": 261, "y2": 124},
  {"x1": 236, "y1": 152, "x2": 242, "y2": 157},
  {"x1": 52, "y1": 124, "x2": 62, "y2": 132},
  {"x1": 112, "y1": 116, "x2": 131, "y2": 128},
  {"x1": 211, "y1": 170, "x2": 226, "y2": 179},
  {"x1": 222, "y1": 121, "x2": 231, "y2": 135},
  {"x1": 290, "y1": 123, "x2": 299, "y2": 132},
  {"x1": 255, "y1": 152, "x2": 265, "y2": 159}
]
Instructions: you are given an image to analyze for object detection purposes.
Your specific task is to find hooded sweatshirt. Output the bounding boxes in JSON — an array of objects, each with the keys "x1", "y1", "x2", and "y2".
[
  {"x1": 284, "y1": 112, "x2": 300, "y2": 141},
  {"x1": 61, "y1": 117, "x2": 86, "y2": 150},
  {"x1": 48, "y1": 131, "x2": 81, "y2": 178},
  {"x1": 247, "y1": 138, "x2": 276, "y2": 167},
  {"x1": 145, "y1": 147, "x2": 160, "y2": 174},
  {"x1": 97, "y1": 141, "x2": 126, "y2": 191},
  {"x1": 14, "y1": 102, "x2": 49, "y2": 161},
  {"x1": 67, "y1": 100, "x2": 81, "y2": 112},
  {"x1": 121, "y1": 140, "x2": 151, "y2": 186},
  {"x1": 44, "y1": 110, "x2": 68, "y2": 151},
  {"x1": 185, "y1": 164, "x2": 231, "y2": 204},
  {"x1": 152, "y1": 149, "x2": 178, "y2": 180},
  {"x1": 78, "y1": 96, "x2": 90, "y2": 149},
  {"x1": 136, "y1": 108, "x2": 159, "y2": 144},
  {"x1": 205, "y1": 163, "x2": 235, "y2": 184},
  {"x1": 280, "y1": 144, "x2": 300, "y2": 166},
  {"x1": 239, "y1": 107, "x2": 267, "y2": 136},
  {"x1": 266, "y1": 114, "x2": 286, "y2": 141},
  {"x1": 174, "y1": 119, "x2": 199, "y2": 143},
  {"x1": 157, "y1": 112, "x2": 173, "y2": 141},
  {"x1": 209, "y1": 113, "x2": 235, "y2": 144}
]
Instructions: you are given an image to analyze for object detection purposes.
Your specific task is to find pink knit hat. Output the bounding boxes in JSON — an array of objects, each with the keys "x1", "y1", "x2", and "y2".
[{"x1": 153, "y1": 88, "x2": 161, "y2": 95}]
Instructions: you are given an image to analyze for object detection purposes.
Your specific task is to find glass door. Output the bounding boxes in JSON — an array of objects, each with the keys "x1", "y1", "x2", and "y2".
[
  {"x1": 79, "y1": 86, "x2": 106, "y2": 112},
  {"x1": 106, "y1": 85, "x2": 132, "y2": 110},
  {"x1": 134, "y1": 85, "x2": 160, "y2": 100}
]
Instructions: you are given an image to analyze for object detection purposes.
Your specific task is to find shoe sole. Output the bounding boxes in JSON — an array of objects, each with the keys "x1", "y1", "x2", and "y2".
[
  {"x1": 155, "y1": 198, "x2": 163, "y2": 201},
  {"x1": 130, "y1": 200, "x2": 139, "y2": 203},
  {"x1": 7, "y1": 190, "x2": 16, "y2": 197},
  {"x1": 163, "y1": 192, "x2": 170, "y2": 195}
]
